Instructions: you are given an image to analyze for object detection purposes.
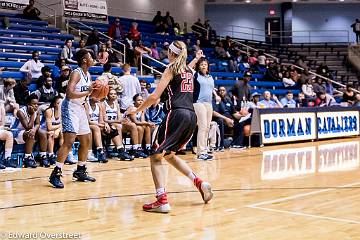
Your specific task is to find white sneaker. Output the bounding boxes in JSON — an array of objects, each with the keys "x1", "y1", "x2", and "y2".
[
  {"x1": 87, "y1": 152, "x2": 98, "y2": 162},
  {"x1": 65, "y1": 152, "x2": 78, "y2": 164}
]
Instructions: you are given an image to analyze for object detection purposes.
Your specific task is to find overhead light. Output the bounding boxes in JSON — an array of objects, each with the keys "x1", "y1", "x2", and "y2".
[
  {"x1": 339, "y1": 0, "x2": 344, "y2": 1},
  {"x1": 293, "y1": 0, "x2": 297, "y2": 2},
  {"x1": 245, "y1": 0, "x2": 251, "y2": 3}
]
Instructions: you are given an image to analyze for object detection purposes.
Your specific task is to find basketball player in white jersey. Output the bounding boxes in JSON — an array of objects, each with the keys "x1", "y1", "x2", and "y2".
[{"x1": 49, "y1": 49, "x2": 96, "y2": 188}]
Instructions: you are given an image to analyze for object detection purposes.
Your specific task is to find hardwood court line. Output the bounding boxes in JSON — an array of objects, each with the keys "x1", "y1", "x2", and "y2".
[
  {"x1": 249, "y1": 206, "x2": 360, "y2": 224},
  {"x1": 246, "y1": 181, "x2": 360, "y2": 208}
]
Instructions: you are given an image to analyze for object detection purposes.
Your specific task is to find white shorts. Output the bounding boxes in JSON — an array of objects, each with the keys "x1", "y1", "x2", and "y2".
[
  {"x1": 61, "y1": 98, "x2": 90, "y2": 135},
  {"x1": 11, "y1": 129, "x2": 25, "y2": 144}
]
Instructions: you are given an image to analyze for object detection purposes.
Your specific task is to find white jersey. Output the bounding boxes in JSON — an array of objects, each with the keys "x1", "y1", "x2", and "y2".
[
  {"x1": 105, "y1": 101, "x2": 118, "y2": 121},
  {"x1": 89, "y1": 103, "x2": 100, "y2": 123},
  {"x1": 12, "y1": 106, "x2": 38, "y2": 130},
  {"x1": 68, "y1": 67, "x2": 91, "y2": 105},
  {"x1": 40, "y1": 108, "x2": 61, "y2": 130}
]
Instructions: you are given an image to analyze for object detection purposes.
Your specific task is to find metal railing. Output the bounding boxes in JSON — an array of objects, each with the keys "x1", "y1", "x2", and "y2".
[
  {"x1": 140, "y1": 54, "x2": 167, "y2": 75},
  {"x1": 66, "y1": 21, "x2": 126, "y2": 65},
  {"x1": 66, "y1": 18, "x2": 126, "y2": 63},
  {"x1": 36, "y1": 1, "x2": 58, "y2": 27},
  {"x1": 282, "y1": 63, "x2": 358, "y2": 94},
  {"x1": 214, "y1": 23, "x2": 351, "y2": 44}
]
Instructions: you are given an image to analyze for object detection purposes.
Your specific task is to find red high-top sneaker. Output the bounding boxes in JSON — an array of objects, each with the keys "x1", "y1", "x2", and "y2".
[
  {"x1": 194, "y1": 177, "x2": 213, "y2": 203},
  {"x1": 143, "y1": 193, "x2": 171, "y2": 213}
]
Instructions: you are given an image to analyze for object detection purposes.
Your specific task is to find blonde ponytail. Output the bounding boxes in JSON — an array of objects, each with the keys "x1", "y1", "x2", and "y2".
[{"x1": 168, "y1": 41, "x2": 188, "y2": 75}]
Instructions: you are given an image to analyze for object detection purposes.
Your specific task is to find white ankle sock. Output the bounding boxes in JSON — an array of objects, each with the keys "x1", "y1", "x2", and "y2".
[
  {"x1": 24, "y1": 153, "x2": 31, "y2": 158},
  {"x1": 146, "y1": 144, "x2": 151, "y2": 149},
  {"x1": 55, "y1": 162, "x2": 64, "y2": 169},
  {"x1": 187, "y1": 172, "x2": 197, "y2": 182},
  {"x1": 40, "y1": 152, "x2": 47, "y2": 157},
  {"x1": 156, "y1": 187, "x2": 166, "y2": 196},
  {"x1": 77, "y1": 161, "x2": 86, "y2": 167}
]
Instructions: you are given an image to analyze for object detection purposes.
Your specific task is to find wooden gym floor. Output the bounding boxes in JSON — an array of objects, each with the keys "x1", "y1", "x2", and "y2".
[{"x1": 1, "y1": 138, "x2": 360, "y2": 239}]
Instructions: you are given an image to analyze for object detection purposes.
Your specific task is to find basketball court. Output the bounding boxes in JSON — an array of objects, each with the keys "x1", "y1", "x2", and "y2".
[{"x1": 1, "y1": 138, "x2": 360, "y2": 239}]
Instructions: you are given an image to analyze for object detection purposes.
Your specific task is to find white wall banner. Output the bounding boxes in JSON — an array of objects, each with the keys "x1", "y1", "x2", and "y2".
[
  {"x1": 260, "y1": 112, "x2": 317, "y2": 144},
  {"x1": 317, "y1": 110, "x2": 359, "y2": 139},
  {"x1": 0, "y1": 0, "x2": 29, "y2": 10},
  {"x1": 63, "y1": 0, "x2": 108, "y2": 20}
]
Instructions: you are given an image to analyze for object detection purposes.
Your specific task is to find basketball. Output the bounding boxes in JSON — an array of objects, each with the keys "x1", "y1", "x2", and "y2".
[{"x1": 91, "y1": 78, "x2": 109, "y2": 100}]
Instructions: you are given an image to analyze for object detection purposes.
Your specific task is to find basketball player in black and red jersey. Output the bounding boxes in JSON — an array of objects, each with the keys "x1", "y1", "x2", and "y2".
[{"x1": 128, "y1": 41, "x2": 213, "y2": 213}]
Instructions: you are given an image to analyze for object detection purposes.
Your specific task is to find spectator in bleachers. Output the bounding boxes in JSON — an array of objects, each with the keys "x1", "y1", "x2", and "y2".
[
  {"x1": 312, "y1": 77, "x2": 326, "y2": 94},
  {"x1": 281, "y1": 70, "x2": 296, "y2": 88},
  {"x1": 342, "y1": 84, "x2": 356, "y2": 105},
  {"x1": 105, "y1": 89, "x2": 147, "y2": 159},
  {"x1": 232, "y1": 71, "x2": 252, "y2": 101},
  {"x1": 192, "y1": 57, "x2": 214, "y2": 160},
  {"x1": 98, "y1": 44, "x2": 109, "y2": 65},
  {"x1": 3, "y1": 78, "x2": 19, "y2": 115},
  {"x1": 34, "y1": 77, "x2": 58, "y2": 104},
  {"x1": 316, "y1": 63, "x2": 330, "y2": 78},
  {"x1": 248, "y1": 51, "x2": 258, "y2": 66},
  {"x1": 0, "y1": 102, "x2": 14, "y2": 169},
  {"x1": 214, "y1": 41, "x2": 236, "y2": 72},
  {"x1": 108, "y1": 18, "x2": 125, "y2": 41},
  {"x1": 280, "y1": 91, "x2": 297, "y2": 108},
  {"x1": 325, "y1": 80, "x2": 334, "y2": 96},
  {"x1": 39, "y1": 96, "x2": 63, "y2": 165},
  {"x1": 296, "y1": 92, "x2": 307, "y2": 107},
  {"x1": 119, "y1": 64, "x2": 141, "y2": 112},
  {"x1": 128, "y1": 94, "x2": 153, "y2": 154},
  {"x1": 52, "y1": 58, "x2": 66, "y2": 78},
  {"x1": 164, "y1": 12, "x2": 175, "y2": 29},
  {"x1": 61, "y1": 39, "x2": 77, "y2": 65},
  {"x1": 296, "y1": 55, "x2": 308, "y2": 69},
  {"x1": 248, "y1": 92, "x2": 261, "y2": 109},
  {"x1": 212, "y1": 86, "x2": 234, "y2": 151},
  {"x1": 150, "y1": 41, "x2": 160, "y2": 60},
  {"x1": 55, "y1": 65, "x2": 71, "y2": 97},
  {"x1": 192, "y1": 40, "x2": 201, "y2": 56},
  {"x1": 299, "y1": 68, "x2": 312, "y2": 86},
  {"x1": 76, "y1": 39, "x2": 95, "y2": 58},
  {"x1": 289, "y1": 65, "x2": 300, "y2": 84},
  {"x1": 152, "y1": 11, "x2": 163, "y2": 26},
  {"x1": 315, "y1": 91, "x2": 336, "y2": 107},
  {"x1": 146, "y1": 83, "x2": 152, "y2": 93},
  {"x1": 14, "y1": 74, "x2": 31, "y2": 106},
  {"x1": 11, "y1": 94, "x2": 41, "y2": 168},
  {"x1": 155, "y1": 20, "x2": 167, "y2": 35},
  {"x1": 351, "y1": 19, "x2": 360, "y2": 44},
  {"x1": 134, "y1": 41, "x2": 152, "y2": 69},
  {"x1": 257, "y1": 50, "x2": 267, "y2": 67},
  {"x1": 85, "y1": 29, "x2": 100, "y2": 57},
  {"x1": 106, "y1": 40, "x2": 123, "y2": 67},
  {"x1": 222, "y1": 36, "x2": 233, "y2": 52},
  {"x1": 258, "y1": 91, "x2": 283, "y2": 108},
  {"x1": 173, "y1": 23, "x2": 184, "y2": 36},
  {"x1": 140, "y1": 80, "x2": 149, "y2": 100},
  {"x1": 265, "y1": 62, "x2": 281, "y2": 82},
  {"x1": 20, "y1": 51, "x2": 44, "y2": 79},
  {"x1": 23, "y1": 0, "x2": 41, "y2": 21},
  {"x1": 128, "y1": 22, "x2": 141, "y2": 42},
  {"x1": 302, "y1": 78, "x2": 316, "y2": 98},
  {"x1": 159, "y1": 42, "x2": 170, "y2": 64},
  {"x1": 36, "y1": 66, "x2": 52, "y2": 89}
]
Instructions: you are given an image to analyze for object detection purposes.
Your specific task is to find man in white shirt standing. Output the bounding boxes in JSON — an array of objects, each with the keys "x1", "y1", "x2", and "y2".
[
  {"x1": 20, "y1": 51, "x2": 44, "y2": 79},
  {"x1": 119, "y1": 63, "x2": 141, "y2": 112}
]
